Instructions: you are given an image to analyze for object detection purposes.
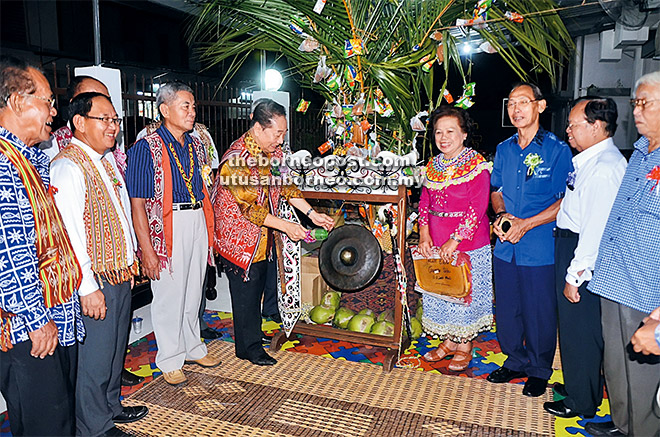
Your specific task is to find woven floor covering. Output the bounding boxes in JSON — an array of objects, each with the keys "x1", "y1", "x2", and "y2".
[{"x1": 119, "y1": 341, "x2": 553, "y2": 437}]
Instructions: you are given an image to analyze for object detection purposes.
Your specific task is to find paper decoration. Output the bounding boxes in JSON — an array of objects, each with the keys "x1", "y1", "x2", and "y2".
[
  {"x1": 443, "y1": 88, "x2": 454, "y2": 104},
  {"x1": 463, "y1": 82, "x2": 476, "y2": 97},
  {"x1": 352, "y1": 94, "x2": 365, "y2": 116},
  {"x1": 344, "y1": 38, "x2": 364, "y2": 58},
  {"x1": 345, "y1": 64, "x2": 358, "y2": 89},
  {"x1": 473, "y1": 0, "x2": 493, "y2": 21},
  {"x1": 430, "y1": 31, "x2": 443, "y2": 42},
  {"x1": 318, "y1": 139, "x2": 333, "y2": 154},
  {"x1": 479, "y1": 41, "x2": 497, "y2": 53},
  {"x1": 313, "y1": 0, "x2": 327, "y2": 14},
  {"x1": 421, "y1": 54, "x2": 435, "y2": 73},
  {"x1": 505, "y1": 11, "x2": 524, "y2": 23},
  {"x1": 360, "y1": 119, "x2": 371, "y2": 131},
  {"x1": 289, "y1": 21, "x2": 304, "y2": 35},
  {"x1": 326, "y1": 72, "x2": 341, "y2": 91},
  {"x1": 437, "y1": 43, "x2": 445, "y2": 63},
  {"x1": 296, "y1": 99, "x2": 310, "y2": 113},
  {"x1": 454, "y1": 95, "x2": 474, "y2": 109}
]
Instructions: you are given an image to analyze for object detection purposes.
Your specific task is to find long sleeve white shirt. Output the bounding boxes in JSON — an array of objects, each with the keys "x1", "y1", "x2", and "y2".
[
  {"x1": 556, "y1": 137, "x2": 627, "y2": 287},
  {"x1": 50, "y1": 137, "x2": 137, "y2": 296}
]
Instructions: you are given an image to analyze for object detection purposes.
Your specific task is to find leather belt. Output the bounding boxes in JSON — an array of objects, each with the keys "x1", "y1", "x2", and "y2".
[{"x1": 172, "y1": 201, "x2": 203, "y2": 211}]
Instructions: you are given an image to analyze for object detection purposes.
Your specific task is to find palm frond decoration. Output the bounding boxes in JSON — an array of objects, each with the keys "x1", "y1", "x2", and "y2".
[{"x1": 188, "y1": 0, "x2": 573, "y2": 154}]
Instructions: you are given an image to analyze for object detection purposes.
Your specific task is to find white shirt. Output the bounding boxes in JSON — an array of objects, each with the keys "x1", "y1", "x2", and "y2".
[
  {"x1": 556, "y1": 137, "x2": 627, "y2": 287},
  {"x1": 50, "y1": 137, "x2": 137, "y2": 296}
]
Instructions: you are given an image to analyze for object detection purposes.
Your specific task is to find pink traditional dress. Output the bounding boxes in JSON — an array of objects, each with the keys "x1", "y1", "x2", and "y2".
[{"x1": 418, "y1": 147, "x2": 493, "y2": 342}]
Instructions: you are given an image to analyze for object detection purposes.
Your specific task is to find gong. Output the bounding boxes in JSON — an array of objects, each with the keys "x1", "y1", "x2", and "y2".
[{"x1": 319, "y1": 224, "x2": 383, "y2": 292}]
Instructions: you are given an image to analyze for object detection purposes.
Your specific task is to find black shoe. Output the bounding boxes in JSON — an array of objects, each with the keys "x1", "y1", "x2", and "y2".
[
  {"x1": 121, "y1": 369, "x2": 144, "y2": 387},
  {"x1": 262, "y1": 334, "x2": 273, "y2": 345},
  {"x1": 250, "y1": 353, "x2": 277, "y2": 366},
  {"x1": 113, "y1": 405, "x2": 149, "y2": 424},
  {"x1": 523, "y1": 377, "x2": 548, "y2": 397},
  {"x1": 487, "y1": 367, "x2": 526, "y2": 383},
  {"x1": 584, "y1": 421, "x2": 625, "y2": 436},
  {"x1": 200, "y1": 328, "x2": 222, "y2": 340},
  {"x1": 102, "y1": 426, "x2": 133, "y2": 437},
  {"x1": 543, "y1": 400, "x2": 580, "y2": 418},
  {"x1": 553, "y1": 382, "x2": 568, "y2": 398},
  {"x1": 263, "y1": 313, "x2": 282, "y2": 324}
]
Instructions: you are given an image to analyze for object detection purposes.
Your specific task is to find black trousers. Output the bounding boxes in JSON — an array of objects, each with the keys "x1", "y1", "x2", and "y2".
[
  {"x1": 224, "y1": 257, "x2": 275, "y2": 360},
  {"x1": 554, "y1": 228, "x2": 604, "y2": 416},
  {"x1": 0, "y1": 340, "x2": 77, "y2": 436},
  {"x1": 261, "y1": 253, "x2": 280, "y2": 318}
]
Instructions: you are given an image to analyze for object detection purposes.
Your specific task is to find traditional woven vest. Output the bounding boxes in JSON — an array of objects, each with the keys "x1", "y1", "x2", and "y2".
[
  {"x1": 54, "y1": 143, "x2": 139, "y2": 284},
  {"x1": 142, "y1": 131, "x2": 214, "y2": 271},
  {"x1": 211, "y1": 133, "x2": 283, "y2": 274},
  {"x1": 0, "y1": 137, "x2": 82, "y2": 351}
]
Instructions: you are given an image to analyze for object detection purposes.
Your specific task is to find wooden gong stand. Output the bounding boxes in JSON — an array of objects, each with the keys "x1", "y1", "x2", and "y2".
[{"x1": 270, "y1": 185, "x2": 410, "y2": 372}]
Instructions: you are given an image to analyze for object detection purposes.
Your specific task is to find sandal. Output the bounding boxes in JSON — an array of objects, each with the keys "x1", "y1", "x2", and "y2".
[
  {"x1": 423, "y1": 342, "x2": 456, "y2": 362},
  {"x1": 448, "y1": 349, "x2": 472, "y2": 372}
]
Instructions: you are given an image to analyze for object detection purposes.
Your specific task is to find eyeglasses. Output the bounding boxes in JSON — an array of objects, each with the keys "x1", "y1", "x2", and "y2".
[
  {"x1": 630, "y1": 98, "x2": 659, "y2": 110},
  {"x1": 84, "y1": 115, "x2": 122, "y2": 126},
  {"x1": 506, "y1": 99, "x2": 538, "y2": 109},
  {"x1": 20, "y1": 93, "x2": 55, "y2": 108},
  {"x1": 566, "y1": 120, "x2": 590, "y2": 130}
]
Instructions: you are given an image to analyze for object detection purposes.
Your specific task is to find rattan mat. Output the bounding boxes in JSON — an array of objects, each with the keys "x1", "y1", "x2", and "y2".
[{"x1": 120, "y1": 341, "x2": 553, "y2": 436}]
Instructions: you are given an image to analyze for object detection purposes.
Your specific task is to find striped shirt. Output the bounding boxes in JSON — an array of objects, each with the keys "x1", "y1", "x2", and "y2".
[
  {"x1": 0, "y1": 126, "x2": 84, "y2": 347},
  {"x1": 126, "y1": 125, "x2": 205, "y2": 203},
  {"x1": 588, "y1": 136, "x2": 660, "y2": 313}
]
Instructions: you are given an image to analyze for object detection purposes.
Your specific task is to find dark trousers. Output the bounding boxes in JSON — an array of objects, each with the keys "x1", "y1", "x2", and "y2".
[
  {"x1": 554, "y1": 229, "x2": 603, "y2": 416},
  {"x1": 261, "y1": 253, "x2": 279, "y2": 318},
  {"x1": 0, "y1": 340, "x2": 77, "y2": 436},
  {"x1": 224, "y1": 257, "x2": 276, "y2": 360},
  {"x1": 76, "y1": 280, "x2": 132, "y2": 436},
  {"x1": 493, "y1": 255, "x2": 556, "y2": 380}
]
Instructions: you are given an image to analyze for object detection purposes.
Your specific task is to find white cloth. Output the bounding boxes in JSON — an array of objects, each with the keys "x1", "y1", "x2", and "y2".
[
  {"x1": 556, "y1": 137, "x2": 626, "y2": 287},
  {"x1": 40, "y1": 135, "x2": 61, "y2": 161},
  {"x1": 50, "y1": 137, "x2": 137, "y2": 296},
  {"x1": 150, "y1": 208, "x2": 208, "y2": 373}
]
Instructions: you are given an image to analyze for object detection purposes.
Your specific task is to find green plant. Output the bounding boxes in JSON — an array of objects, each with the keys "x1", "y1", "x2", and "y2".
[{"x1": 188, "y1": 0, "x2": 573, "y2": 153}]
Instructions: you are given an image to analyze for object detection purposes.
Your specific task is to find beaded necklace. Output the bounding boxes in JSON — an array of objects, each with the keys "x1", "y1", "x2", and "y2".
[
  {"x1": 167, "y1": 141, "x2": 196, "y2": 203},
  {"x1": 427, "y1": 147, "x2": 473, "y2": 183}
]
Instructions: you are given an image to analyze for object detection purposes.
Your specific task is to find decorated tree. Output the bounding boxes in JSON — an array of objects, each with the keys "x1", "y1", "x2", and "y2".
[{"x1": 189, "y1": 0, "x2": 573, "y2": 155}]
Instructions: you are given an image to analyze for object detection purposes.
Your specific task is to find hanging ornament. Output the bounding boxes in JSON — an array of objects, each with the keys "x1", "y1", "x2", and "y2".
[
  {"x1": 420, "y1": 54, "x2": 435, "y2": 73},
  {"x1": 318, "y1": 139, "x2": 334, "y2": 154},
  {"x1": 454, "y1": 95, "x2": 474, "y2": 109},
  {"x1": 313, "y1": 0, "x2": 327, "y2": 14},
  {"x1": 326, "y1": 71, "x2": 341, "y2": 91},
  {"x1": 479, "y1": 41, "x2": 498, "y2": 54},
  {"x1": 463, "y1": 82, "x2": 476, "y2": 97},
  {"x1": 313, "y1": 56, "x2": 332, "y2": 83},
  {"x1": 298, "y1": 36, "x2": 319, "y2": 52},
  {"x1": 505, "y1": 11, "x2": 524, "y2": 23},
  {"x1": 442, "y1": 89, "x2": 454, "y2": 104},
  {"x1": 344, "y1": 38, "x2": 364, "y2": 58},
  {"x1": 352, "y1": 93, "x2": 366, "y2": 116},
  {"x1": 345, "y1": 64, "x2": 358, "y2": 89},
  {"x1": 296, "y1": 99, "x2": 310, "y2": 113},
  {"x1": 473, "y1": 0, "x2": 493, "y2": 20},
  {"x1": 436, "y1": 43, "x2": 445, "y2": 63},
  {"x1": 410, "y1": 111, "x2": 429, "y2": 132}
]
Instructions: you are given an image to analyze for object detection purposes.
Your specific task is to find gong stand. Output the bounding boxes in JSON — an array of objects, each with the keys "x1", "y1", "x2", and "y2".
[{"x1": 270, "y1": 185, "x2": 410, "y2": 372}]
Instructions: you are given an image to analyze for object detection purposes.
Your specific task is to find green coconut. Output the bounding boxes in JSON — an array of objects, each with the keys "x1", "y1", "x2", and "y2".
[
  {"x1": 333, "y1": 307, "x2": 355, "y2": 329},
  {"x1": 322, "y1": 291, "x2": 342, "y2": 310},
  {"x1": 357, "y1": 308, "x2": 375, "y2": 318},
  {"x1": 309, "y1": 305, "x2": 335, "y2": 324},
  {"x1": 347, "y1": 314, "x2": 375, "y2": 333},
  {"x1": 371, "y1": 321, "x2": 395, "y2": 336},
  {"x1": 410, "y1": 317, "x2": 423, "y2": 339},
  {"x1": 377, "y1": 309, "x2": 394, "y2": 323},
  {"x1": 416, "y1": 303, "x2": 423, "y2": 320}
]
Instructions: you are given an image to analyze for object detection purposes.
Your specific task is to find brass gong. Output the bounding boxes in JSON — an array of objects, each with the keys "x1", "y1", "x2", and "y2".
[{"x1": 319, "y1": 224, "x2": 383, "y2": 292}]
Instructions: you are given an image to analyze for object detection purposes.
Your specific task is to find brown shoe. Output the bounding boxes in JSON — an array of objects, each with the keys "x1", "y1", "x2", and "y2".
[
  {"x1": 162, "y1": 369, "x2": 187, "y2": 385},
  {"x1": 187, "y1": 354, "x2": 221, "y2": 368}
]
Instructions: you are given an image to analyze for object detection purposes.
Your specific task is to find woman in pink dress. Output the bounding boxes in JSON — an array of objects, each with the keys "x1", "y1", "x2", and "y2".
[{"x1": 418, "y1": 106, "x2": 493, "y2": 371}]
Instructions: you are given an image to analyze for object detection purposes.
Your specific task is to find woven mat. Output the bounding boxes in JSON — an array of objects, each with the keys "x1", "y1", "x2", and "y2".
[{"x1": 120, "y1": 341, "x2": 553, "y2": 436}]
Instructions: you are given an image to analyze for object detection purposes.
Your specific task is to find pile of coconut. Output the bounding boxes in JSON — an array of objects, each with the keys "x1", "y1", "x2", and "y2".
[{"x1": 309, "y1": 291, "x2": 423, "y2": 339}]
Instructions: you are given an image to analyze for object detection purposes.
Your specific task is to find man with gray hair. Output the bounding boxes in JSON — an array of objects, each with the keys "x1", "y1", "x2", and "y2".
[
  {"x1": 584, "y1": 71, "x2": 660, "y2": 437},
  {"x1": 126, "y1": 81, "x2": 220, "y2": 386}
]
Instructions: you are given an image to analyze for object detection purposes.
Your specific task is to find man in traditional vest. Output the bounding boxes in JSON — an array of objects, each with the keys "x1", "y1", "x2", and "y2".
[
  {"x1": 126, "y1": 81, "x2": 220, "y2": 386},
  {"x1": 51, "y1": 92, "x2": 148, "y2": 436},
  {"x1": 0, "y1": 55, "x2": 83, "y2": 436}
]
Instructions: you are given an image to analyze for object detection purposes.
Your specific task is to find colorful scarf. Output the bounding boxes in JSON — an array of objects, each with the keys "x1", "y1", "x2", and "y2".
[
  {"x1": 212, "y1": 133, "x2": 283, "y2": 275},
  {"x1": 142, "y1": 131, "x2": 214, "y2": 271},
  {"x1": 55, "y1": 143, "x2": 139, "y2": 284},
  {"x1": 0, "y1": 137, "x2": 82, "y2": 351}
]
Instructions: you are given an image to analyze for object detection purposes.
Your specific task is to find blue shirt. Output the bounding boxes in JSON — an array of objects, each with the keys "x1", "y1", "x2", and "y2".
[
  {"x1": 491, "y1": 128, "x2": 573, "y2": 266},
  {"x1": 126, "y1": 125, "x2": 205, "y2": 203},
  {"x1": 588, "y1": 136, "x2": 660, "y2": 314},
  {"x1": 0, "y1": 126, "x2": 84, "y2": 347}
]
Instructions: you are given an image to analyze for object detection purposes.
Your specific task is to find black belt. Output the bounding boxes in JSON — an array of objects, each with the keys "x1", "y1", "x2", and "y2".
[
  {"x1": 172, "y1": 201, "x2": 203, "y2": 211},
  {"x1": 553, "y1": 227, "x2": 577, "y2": 238}
]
